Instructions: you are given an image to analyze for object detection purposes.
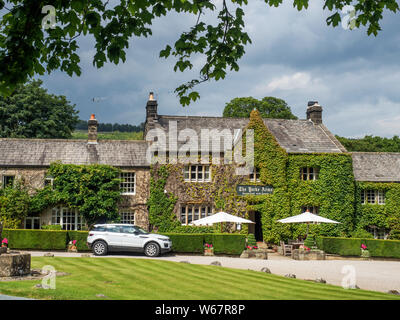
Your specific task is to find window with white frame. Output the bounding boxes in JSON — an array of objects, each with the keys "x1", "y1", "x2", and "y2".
[
  {"x1": 120, "y1": 172, "x2": 136, "y2": 194},
  {"x1": 249, "y1": 167, "x2": 260, "y2": 182},
  {"x1": 2, "y1": 175, "x2": 15, "y2": 188},
  {"x1": 44, "y1": 177, "x2": 54, "y2": 188},
  {"x1": 361, "y1": 190, "x2": 385, "y2": 205},
  {"x1": 366, "y1": 226, "x2": 389, "y2": 239},
  {"x1": 300, "y1": 167, "x2": 319, "y2": 181},
  {"x1": 180, "y1": 204, "x2": 213, "y2": 225},
  {"x1": 24, "y1": 217, "x2": 41, "y2": 229},
  {"x1": 184, "y1": 165, "x2": 211, "y2": 182},
  {"x1": 51, "y1": 207, "x2": 85, "y2": 230},
  {"x1": 301, "y1": 206, "x2": 320, "y2": 215},
  {"x1": 119, "y1": 211, "x2": 135, "y2": 224}
]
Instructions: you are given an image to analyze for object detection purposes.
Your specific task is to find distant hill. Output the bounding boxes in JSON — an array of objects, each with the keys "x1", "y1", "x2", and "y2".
[
  {"x1": 75, "y1": 120, "x2": 144, "y2": 133},
  {"x1": 336, "y1": 135, "x2": 400, "y2": 152},
  {"x1": 72, "y1": 130, "x2": 143, "y2": 140}
]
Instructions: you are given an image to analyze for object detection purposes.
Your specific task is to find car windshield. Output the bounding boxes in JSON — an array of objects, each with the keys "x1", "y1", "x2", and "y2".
[{"x1": 134, "y1": 227, "x2": 148, "y2": 234}]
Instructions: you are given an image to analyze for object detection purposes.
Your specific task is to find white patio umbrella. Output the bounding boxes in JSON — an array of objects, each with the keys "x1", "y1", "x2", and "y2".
[
  {"x1": 277, "y1": 210, "x2": 340, "y2": 236},
  {"x1": 189, "y1": 211, "x2": 254, "y2": 232}
]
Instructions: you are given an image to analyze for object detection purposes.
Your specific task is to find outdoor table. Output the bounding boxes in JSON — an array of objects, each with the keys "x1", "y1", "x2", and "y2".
[{"x1": 291, "y1": 242, "x2": 304, "y2": 249}]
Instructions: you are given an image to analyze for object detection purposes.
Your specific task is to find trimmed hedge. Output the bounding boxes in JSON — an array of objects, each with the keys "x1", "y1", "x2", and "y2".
[
  {"x1": 3, "y1": 229, "x2": 90, "y2": 251},
  {"x1": 67, "y1": 231, "x2": 90, "y2": 251},
  {"x1": 162, "y1": 233, "x2": 204, "y2": 253},
  {"x1": 162, "y1": 233, "x2": 246, "y2": 255},
  {"x1": 210, "y1": 234, "x2": 246, "y2": 255},
  {"x1": 2, "y1": 229, "x2": 68, "y2": 250},
  {"x1": 3, "y1": 229, "x2": 246, "y2": 255},
  {"x1": 316, "y1": 236, "x2": 400, "y2": 258}
]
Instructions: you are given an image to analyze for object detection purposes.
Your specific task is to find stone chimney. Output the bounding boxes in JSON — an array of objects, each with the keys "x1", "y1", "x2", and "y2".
[
  {"x1": 88, "y1": 114, "x2": 98, "y2": 144},
  {"x1": 144, "y1": 92, "x2": 158, "y2": 137},
  {"x1": 146, "y1": 92, "x2": 158, "y2": 122},
  {"x1": 306, "y1": 101, "x2": 323, "y2": 124}
]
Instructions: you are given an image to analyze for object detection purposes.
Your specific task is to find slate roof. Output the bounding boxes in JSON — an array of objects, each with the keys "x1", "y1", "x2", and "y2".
[
  {"x1": 0, "y1": 139, "x2": 149, "y2": 167},
  {"x1": 150, "y1": 115, "x2": 346, "y2": 153},
  {"x1": 352, "y1": 152, "x2": 400, "y2": 182}
]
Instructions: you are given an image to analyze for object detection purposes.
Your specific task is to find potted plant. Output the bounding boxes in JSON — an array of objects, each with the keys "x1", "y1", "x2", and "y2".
[
  {"x1": 67, "y1": 240, "x2": 78, "y2": 252},
  {"x1": 1, "y1": 238, "x2": 8, "y2": 248},
  {"x1": 360, "y1": 243, "x2": 370, "y2": 258},
  {"x1": 204, "y1": 243, "x2": 214, "y2": 256}
]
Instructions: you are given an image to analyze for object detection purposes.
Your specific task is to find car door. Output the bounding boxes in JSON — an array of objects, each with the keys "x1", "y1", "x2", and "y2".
[
  {"x1": 120, "y1": 225, "x2": 145, "y2": 249},
  {"x1": 104, "y1": 225, "x2": 124, "y2": 248}
]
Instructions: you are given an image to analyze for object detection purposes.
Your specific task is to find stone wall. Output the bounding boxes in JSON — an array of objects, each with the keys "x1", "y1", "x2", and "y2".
[
  {"x1": 0, "y1": 167, "x2": 47, "y2": 193},
  {"x1": 118, "y1": 168, "x2": 150, "y2": 230}
]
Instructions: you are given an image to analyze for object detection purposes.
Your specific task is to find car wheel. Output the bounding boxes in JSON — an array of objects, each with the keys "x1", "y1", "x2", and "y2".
[
  {"x1": 144, "y1": 242, "x2": 160, "y2": 257},
  {"x1": 92, "y1": 240, "x2": 108, "y2": 256}
]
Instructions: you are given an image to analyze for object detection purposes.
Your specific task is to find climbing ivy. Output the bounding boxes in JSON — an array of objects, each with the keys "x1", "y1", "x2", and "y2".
[
  {"x1": 147, "y1": 165, "x2": 180, "y2": 232},
  {"x1": 30, "y1": 162, "x2": 122, "y2": 226},
  {"x1": 0, "y1": 180, "x2": 30, "y2": 228},
  {"x1": 355, "y1": 182, "x2": 400, "y2": 239},
  {"x1": 287, "y1": 153, "x2": 356, "y2": 239},
  {"x1": 147, "y1": 109, "x2": 400, "y2": 242}
]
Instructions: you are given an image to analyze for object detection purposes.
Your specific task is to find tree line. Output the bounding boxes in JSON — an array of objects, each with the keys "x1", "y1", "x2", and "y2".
[
  {"x1": 75, "y1": 120, "x2": 144, "y2": 133},
  {"x1": 336, "y1": 135, "x2": 400, "y2": 152}
]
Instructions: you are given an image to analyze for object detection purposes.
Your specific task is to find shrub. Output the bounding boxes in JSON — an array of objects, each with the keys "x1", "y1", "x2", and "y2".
[
  {"x1": 67, "y1": 231, "x2": 90, "y2": 251},
  {"x1": 350, "y1": 229, "x2": 374, "y2": 239},
  {"x1": 160, "y1": 233, "x2": 246, "y2": 255},
  {"x1": 170, "y1": 225, "x2": 216, "y2": 233},
  {"x1": 2, "y1": 229, "x2": 67, "y2": 250},
  {"x1": 41, "y1": 225, "x2": 62, "y2": 231},
  {"x1": 304, "y1": 235, "x2": 316, "y2": 248},
  {"x1": 316, "y1": 236, "x2": 400, "y2": 258},
  {"x1": 247, "y1": 233, "x2": 257, "y2": 247},
  {"x1": 317, "y1": 237, "x2": 361, "y2": 256},
  {"x1": 161, "y1": 233, "x2": 204, "y2": 253},
  {"x1": 211, "y1": 234, "x2": 246, "y2": 255}
]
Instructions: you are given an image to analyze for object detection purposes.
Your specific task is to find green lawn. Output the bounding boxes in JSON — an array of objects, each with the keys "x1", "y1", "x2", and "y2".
[{"x1": 0, "y1": 257, "x2": 397, "y2": 300}]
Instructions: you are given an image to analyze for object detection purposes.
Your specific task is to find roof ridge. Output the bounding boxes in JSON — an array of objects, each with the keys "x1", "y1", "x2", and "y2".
[
  {"x1": 158, "y1": 114, "x2": 306, "y2": 121},
  {"x1": 352, "y1": 151, "x2": 400, "y2": 155}
]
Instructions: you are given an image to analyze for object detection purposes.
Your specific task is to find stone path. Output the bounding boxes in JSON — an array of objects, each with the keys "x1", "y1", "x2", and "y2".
[{"x1": 25, "y1": 250, "x2": 400, "y2": 294}]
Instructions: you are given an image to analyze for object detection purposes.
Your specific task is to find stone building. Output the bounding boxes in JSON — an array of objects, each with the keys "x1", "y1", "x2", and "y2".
[
  {"x1": 0, "y1": 115, "x2": 150, "y2": 230},
  {"x1": 144, "y1": 96, "x2": 400, "y2": 241},
  {"x1": 1, "y1": 93, "x2": 400, "y2": 241}
]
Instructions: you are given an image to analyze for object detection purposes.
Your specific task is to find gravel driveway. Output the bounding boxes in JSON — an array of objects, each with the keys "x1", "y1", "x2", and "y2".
[{"x1": 27, "y1": 251, "x2": 400, "y2": 294}]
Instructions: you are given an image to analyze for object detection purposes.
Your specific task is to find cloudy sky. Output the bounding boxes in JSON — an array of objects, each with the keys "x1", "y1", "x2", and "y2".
[{"x1": 40, "y1": 0, "x2": 400, "y2": 138}]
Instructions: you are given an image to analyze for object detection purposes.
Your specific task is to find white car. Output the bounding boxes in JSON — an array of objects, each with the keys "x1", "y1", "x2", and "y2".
[{"x1": 87, "y1": 224, "x2": 172, "y2": 257}]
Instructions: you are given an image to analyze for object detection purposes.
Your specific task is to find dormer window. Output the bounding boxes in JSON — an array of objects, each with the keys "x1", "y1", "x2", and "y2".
[{"x1": 301, "y1": 167, "x2": 319, "y2": 181}]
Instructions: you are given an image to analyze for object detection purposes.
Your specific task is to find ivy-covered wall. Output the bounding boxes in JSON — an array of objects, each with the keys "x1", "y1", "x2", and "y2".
[
  {"x1": 148, "y1": 110, "x2": 400, "y2": 243},
  {"x1": 287, "y1": 153, "x2": 356, "y2": 238},
  {"x1": 355, "y1": 182, "x2": 400, "y2": 239}
]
